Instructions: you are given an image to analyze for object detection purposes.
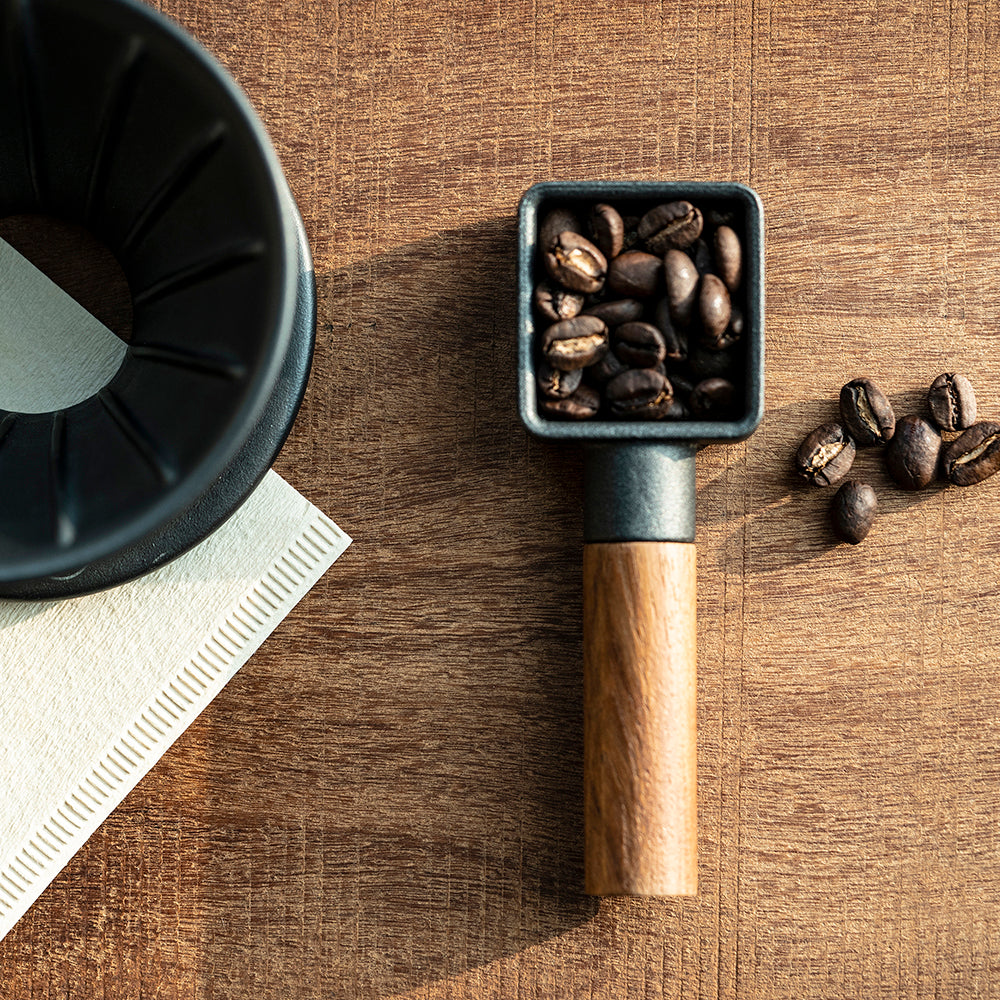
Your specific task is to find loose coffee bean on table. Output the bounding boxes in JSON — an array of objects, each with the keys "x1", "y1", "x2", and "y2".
[
  {"x1": 839, "y1": 378, "x2": 895, "y2": 447},
  {"x1": 885, "y1": 414, "x2": 940, "y2": 491},
  {"x1": 831, "y1": 481, "x2": 877, "y2": 544},
  {"x1": 793, "y1": 373, "x2": 998, "y2": 548},
  {"x1": 533, "y1": 197, "x2": 749, "y2": 421},
  {"x1": 940, "y1": 420, "x2": 1000, "y2": 486},
  {"x1": 796, "y1": 422, "x2": 856, "y2": 487},
  {"x1": 928, "y1": 373, "x2": 977, "y2": 432}
]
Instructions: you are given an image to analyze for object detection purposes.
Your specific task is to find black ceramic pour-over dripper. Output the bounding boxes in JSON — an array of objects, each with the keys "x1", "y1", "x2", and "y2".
[
  {"x1": 518, "y1": 181, "x2": 765, "y2": 896},
  {"x1": 0, "y1": 0, "x2": 315, "y2": 599}
]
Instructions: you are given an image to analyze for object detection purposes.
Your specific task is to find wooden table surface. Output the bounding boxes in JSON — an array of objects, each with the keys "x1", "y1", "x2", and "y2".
[{"x1": 5, "y1": 0, "x2": 1000, "y2": 996}]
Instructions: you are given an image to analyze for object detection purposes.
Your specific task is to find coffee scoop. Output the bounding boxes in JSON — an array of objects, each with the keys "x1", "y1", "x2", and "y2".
[{"x1": 518, "y1": 181, "x2": 764, "y2": 896}]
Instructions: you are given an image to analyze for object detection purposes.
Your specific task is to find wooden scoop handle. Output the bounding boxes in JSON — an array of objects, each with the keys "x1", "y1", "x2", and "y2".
[{"x1": 583, "y1": 541, "x2": 697, "y2": 896}]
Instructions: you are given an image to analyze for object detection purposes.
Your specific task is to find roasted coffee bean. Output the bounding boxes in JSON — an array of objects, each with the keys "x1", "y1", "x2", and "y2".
[
  {"x1": 586, "y1": 349, "x2": 628, "y2": 386},
  {"x1": 885, "y1": 414, "x2": 940, "y2": 490},
  {"x1": 541, "y1": 315, "x2": 608, "y2": 370},
  {"x1": 691, "y1": 378, "x2": 735, "y2": 418},
  {"x1": 652, "y1": 297, "x2": 688, "y2": 361},
  {"x1": 606, "y1": 250, "x2": 662, "y2": 298},
  {"x1": 714, "y1": 225, "x2": 742, "y2": 291},
  {"x1": 544, "y1": 231, "x2": 607, "y2": 294},
  {"x1": 538, "y1": 207, "x2": 581, "y2": 251},
  {"x1": 613, "y1": 322, "x2": 667, "y2": 368},
  {"x1": 689, "y1": 238, "x2": 714, "y2": 276},
  {"x1": 839, "y1": 378, "x2": 895, "y2": 446},
  {"x1": 589, "y1": 203, "x2": 625, "y2": 260},
  {"x1": 638, "y1": 201, "x2": 703, "y2": 253},
  {"x1": 704, "y1": 326, "x2": 741, "y2": 352},
  {"x1": 664, "y1": 249, "x2": 699, "y2": 327},
  {"x1": 534, "y1": 280, "x2": 585, "y2": 322},
  {"x1": 621, "y1": 215, "x2": 642, "y2": 252},
  {"x1": 928, "y1": 373, "x2": 977, "y2": 432},
  {"x1": 831, "y1": 481, "x2": 877, "y2": 544},
  {"x1": 533, "y1": 196, "x2": 749, "y2": 423},
  {"x1": 536, "y1": 361, "x2": 583, "y2": 399},
  {"x1": 605, "y1": 368, "x2": 674, "y2": 419},
  {"x1": 699, "y1": 274, "x2": 732, "y2": 349},
  {"x1": 701, "y1": 307, "x2": 745, "y2": 354},
  {"x1": 540, "y1": 384, "x2": 601, "y2": 419},
  {"x1": 727, "y1": 307, "x2": 744, "y2": 340},
  {"x1": 687, "y1": 346, "x2": 735, "y2": 380},
  {"x1": 582, "y1": 298, "x2": 644, "y2": 327},
  {"x1": 941, "y1": 420, "x2": 1000, "y2": 486},
  {"x1": 796, "y1": 423, "x2": 856, "y2": 487}
]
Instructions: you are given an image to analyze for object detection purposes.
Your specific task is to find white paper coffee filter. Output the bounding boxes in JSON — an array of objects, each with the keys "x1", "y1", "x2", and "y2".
[{"x1": 0, "y1": 239, "x2": 350, "y2": 941}]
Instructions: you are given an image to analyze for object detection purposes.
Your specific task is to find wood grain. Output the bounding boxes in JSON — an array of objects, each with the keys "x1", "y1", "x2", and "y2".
[
  {"x1": 584, "y1": 542, "x2": 697, "y2": 897},
  {"x1": 5, "y1": 0, "x2": 1000, "y2": 996}
]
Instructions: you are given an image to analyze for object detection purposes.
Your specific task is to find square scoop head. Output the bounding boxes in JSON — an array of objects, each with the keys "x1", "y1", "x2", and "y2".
[{"x1": 517, "y1": 180, "x2": 764, "y2": 444}]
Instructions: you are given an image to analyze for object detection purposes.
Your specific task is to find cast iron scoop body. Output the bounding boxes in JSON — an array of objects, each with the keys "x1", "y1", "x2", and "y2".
[{"x1": 518, "y1": 181, "x2": 764, "y2": 896}]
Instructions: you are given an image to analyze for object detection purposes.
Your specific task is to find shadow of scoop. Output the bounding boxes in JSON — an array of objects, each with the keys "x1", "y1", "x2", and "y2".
[{"x1": 186, "y1": 218, "x2": 604, "y2": 998}]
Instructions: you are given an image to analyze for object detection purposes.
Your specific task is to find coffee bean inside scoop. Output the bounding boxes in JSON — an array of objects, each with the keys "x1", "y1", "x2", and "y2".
[
  {"x1": 699, "y1": 274, "x2": 732, "y2": 350},
  {"x1": 714, "y1": 226, "x2": 742, "y2": 291},
  {"x1": 607, "y1": 250, "x2": 662, "y2": 298},
  {"x1": 544, "y1": 231, "x2": 607, "y2": 294},
  {"x1": 589, "y1": 203, "x2": 625, "y2": 260},
  {"x1": 582, "y1": 298, "x2": 644, "y2": 327},
  {"x1": 691, "y1": 378, "x2": 735, "y2": 418},
  {"x1": 533, "y1": 197, "x2": 749, "y2": 422},
  {"x1": 606, "y1": 369, "x2": 674, "y2": 419},
  {"x1": 541, "y1": 315, "x2": 609, "y2": 370},
  {"x1": 537, "y1": 361, "x2": 582, "y2": 399},
  {"x1": 540, "y1": 384, "x2": 601, "y2": 420},
  {"x1": 613, "y1": 322, "x2": 666, "y2": 368},
  {"x1": 664, "y1": 250, "x2": 699, "y2": 328},
  {"x1": 638, "y1": 201, "x2": 703, "y2": 253},
  {"x1": 534, "y1": 281, "x2": 585, "y2": 323}
]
